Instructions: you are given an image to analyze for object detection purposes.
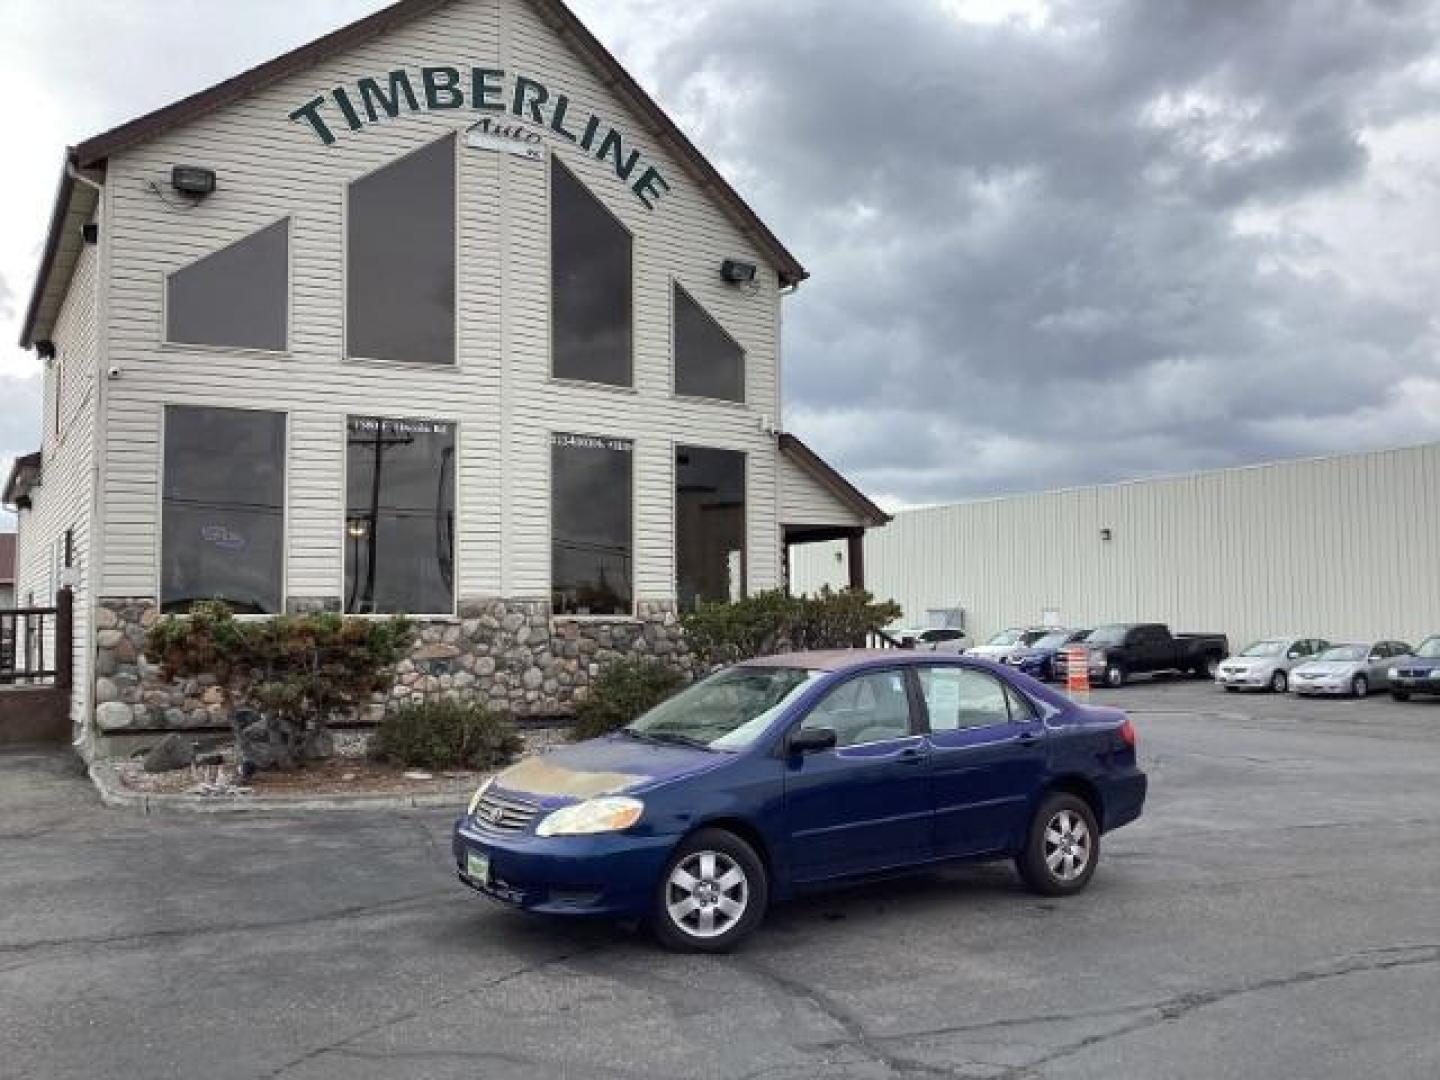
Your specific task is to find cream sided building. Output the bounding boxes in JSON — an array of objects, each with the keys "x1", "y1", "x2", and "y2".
[{"x1": 6, "y1": 0, "x2": 889, "y2": 748}]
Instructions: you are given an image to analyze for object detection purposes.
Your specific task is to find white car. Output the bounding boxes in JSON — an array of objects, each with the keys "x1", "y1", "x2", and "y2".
[
  {"x1": 966, "y1": 627, "x2": 1052, "y2": 663},
  {"x1": 1291, "y1": 641, "x2": 1414, "y2": 698},
  {"x1": 1215, "y1": 637, "x2": 1329, "y2": 693}
]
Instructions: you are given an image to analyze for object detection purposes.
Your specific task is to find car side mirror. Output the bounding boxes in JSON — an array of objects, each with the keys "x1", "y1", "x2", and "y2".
[{"x1": 787, "y1": 727, "x2": 838, "y2": 756}]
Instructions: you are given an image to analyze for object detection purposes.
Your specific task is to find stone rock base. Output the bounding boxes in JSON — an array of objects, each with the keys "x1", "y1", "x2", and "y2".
[{"x1": 92, "y1": 596, "x2": 695, "y2": 735}]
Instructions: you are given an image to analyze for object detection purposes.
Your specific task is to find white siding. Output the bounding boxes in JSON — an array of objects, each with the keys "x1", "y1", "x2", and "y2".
[
  {"x1": 98, "y1": 0, "x2": 785, "y2": 607},
  {"x1": 779, "y1": 452, "x2": 869, "y2": 528},
  {"x1": 15, "y1": 239, "x2": 99, "y2": 730},
  {"x1": 792, "y1": 443, "x2": 1440, "y2": 650}
]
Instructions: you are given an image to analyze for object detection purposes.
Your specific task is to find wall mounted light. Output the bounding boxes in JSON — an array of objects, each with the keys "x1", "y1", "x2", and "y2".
[
  {"x1": 171, "y1": 165, "x2": 217, "y2": 198},
  {"x1": 81, "y1": 222, "x2": 99, "y2": 245},
  {"x1": 721, "y1": 259, "x2": 757, "y2": 285},
  {"x1": 1100, "y1": 528, "x2": 1114, "y2": 543},
  {"x1": 35, "y1": 340, "x2": 56, "y2": 363},
  {"x1": 347, "y1": 519, "x2": 370, "y2": 540}
]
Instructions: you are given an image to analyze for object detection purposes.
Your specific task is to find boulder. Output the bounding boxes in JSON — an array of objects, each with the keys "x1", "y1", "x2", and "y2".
[{"x1": 143, "y1": 734, "x2": 195, "y2": 774}]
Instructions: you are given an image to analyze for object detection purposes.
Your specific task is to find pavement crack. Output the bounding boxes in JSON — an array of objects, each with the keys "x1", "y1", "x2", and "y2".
[{"x1": 258, "y1": 943, "x2": 605, "y2": 1079}]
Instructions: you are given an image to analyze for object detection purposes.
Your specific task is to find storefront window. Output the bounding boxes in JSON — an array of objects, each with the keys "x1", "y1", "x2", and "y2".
[
  {"x1": 552, "y1": 161, "x2": 632, "y2": 387},
  {"x1": 345, "y1": 417, "x2": 455, "y2": 614},
  {"x1": 161, "y1": 406, "x2": 285, "y2": 614},
  {"x1": 676, "y1": 447, "x2": 746, "y2": 610},
  {"x1": 552, "y1": 434, "x2": 633, "y2": 615},
  {"x1": 347, "y1": 134, "x2": 455, "y2": 365},
  {"x1": 166, "y1": 219, "x2": 289, "y2": 351},
  {"x1": 674, "y1": 285, "x2": 744, "y2": 402}
]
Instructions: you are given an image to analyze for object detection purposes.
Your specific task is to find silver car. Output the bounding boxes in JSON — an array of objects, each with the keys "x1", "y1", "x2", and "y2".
[
  {"x1": 1290, "y1": 641, "x2": 1414, "y2": 698},
  {"x1": 966, "y1": 627, "x2": 1052, "y2": 663},
  {"x1": 1215, "y1": 637, "x2": 1329, "y2": 693}
]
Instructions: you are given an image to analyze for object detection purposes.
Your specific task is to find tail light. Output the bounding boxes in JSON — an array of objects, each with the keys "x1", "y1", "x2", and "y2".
[{"x1": 1118, "y1": 717, "x2": 1137, "y2": 747}]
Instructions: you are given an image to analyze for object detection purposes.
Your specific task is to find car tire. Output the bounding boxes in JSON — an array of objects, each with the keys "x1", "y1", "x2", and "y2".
[
  {"x1": 651, "y1": 828, "x2": 768, "y2": 954},
  {"x1": 1016, "y1": 792, "x2": 1101, "y2": 897},
  {"x1": 1104, "y1": 664, "x2": 1126, "y2": 689},
  {"x1": 1352, "y1": 675, "x2": 1369, "y2": 699},
  {"x1": 1392, "y1": 690, "x2": 1411, "y2": 702},
  {"x1": 1270, "y1": 670, "x2": 1288, "y2": 693}
]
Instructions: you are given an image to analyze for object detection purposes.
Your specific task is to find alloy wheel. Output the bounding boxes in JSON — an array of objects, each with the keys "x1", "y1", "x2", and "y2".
[
  {"x1": 666, "y1": 850, "x2": 748, "y2": 940},
  {"x1": 1353, "y1": 676, "x2": 1369, "y2": 698},
  {"x1": 1271, "y1": 670, "x2": 1288, "y2": 693},
  {"x1": 1043, "y1": 809, "x2": 1092, "y2": 883}
]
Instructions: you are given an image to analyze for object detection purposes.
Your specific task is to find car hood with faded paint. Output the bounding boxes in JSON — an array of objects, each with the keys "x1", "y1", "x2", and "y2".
[
  {"x1": 491, "y1": 735, "x2": 731, "y2": 807},
  {"x1": 1293, "y1": 660, "x2": 1363, "y2": 678}
]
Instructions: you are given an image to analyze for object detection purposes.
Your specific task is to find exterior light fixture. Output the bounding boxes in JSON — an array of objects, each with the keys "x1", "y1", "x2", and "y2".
[
  {"x1": 1100, "y1": 528, "x2": 1114, "y2": 542},
  {"x1": 35, "y1": 340, "x2": 57, "y2": 362},
  {"x1": 171, "y1": 165, "x2": 217, "y2": 198},
  {"x1": 721, "y1": 259, "x2": 757, "y2": 285},
  {"x1": 81, "y1": 222, "x2": 99, "y2": 245},
  {"x1": 346, "y1": 519, "x2": 370, "y2": 540}
]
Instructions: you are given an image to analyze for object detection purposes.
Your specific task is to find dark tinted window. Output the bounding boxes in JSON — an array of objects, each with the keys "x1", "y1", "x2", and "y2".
[
  {"x1": 552, "y1": 161, "x2": 632, "y2": 386},
  {"x1": 162, "y1": 406, "x2": 285, "y2": 614},
  {"x1": 676, "y1": 446, "x2": 745, "y2": 611},
  {"x1": 348, "y1": 135, "x2": 455, "y2": 365},
  {"x1": 674, "y1": 284, "x2": 744, "y2": 402},
  {"x1": 166, "y1": 219, "x2": 288, "y2": 351},
  {"x1": 345, "y1": 417, "x2": 455, "y2": 614},
  {"x1": 552, "y1": 434, "x2": 633, "y2": 615}
]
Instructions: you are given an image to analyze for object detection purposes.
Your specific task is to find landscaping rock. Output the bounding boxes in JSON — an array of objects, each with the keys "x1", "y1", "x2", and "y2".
[{"x1": 143, "y1": 734, "x2": 195, "y2": 774}]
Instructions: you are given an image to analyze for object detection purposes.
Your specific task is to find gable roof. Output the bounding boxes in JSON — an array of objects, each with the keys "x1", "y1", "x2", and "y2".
[
  {"x1": 0, "y1": 532, "x2": 14, "y2": 586},
  {"x1": 20, "y1": 0, "x2": 806, "y2": 347},
  {"x1": 779, "y1": 433, "x2": 892, "y2": 528}
]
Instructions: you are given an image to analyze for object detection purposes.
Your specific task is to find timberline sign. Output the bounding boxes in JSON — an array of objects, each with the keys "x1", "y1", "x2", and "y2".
[{"x1": 288, "y1": 66, "x2": 672, "y2": 210}]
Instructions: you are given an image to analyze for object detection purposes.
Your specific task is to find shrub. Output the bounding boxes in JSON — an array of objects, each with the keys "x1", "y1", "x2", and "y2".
[
  {"x1": 372, "y1": 700, "x2": 523, "y2": 772},
  {"x1": 682, "y1": 587, "x2": 903, "y2": 666},
  {"x1": 144, "y1": 602, "x2": 415, "y2": 771},
  {"x1": 571, "y1": 658, "x2": 686, "y2": 742}
]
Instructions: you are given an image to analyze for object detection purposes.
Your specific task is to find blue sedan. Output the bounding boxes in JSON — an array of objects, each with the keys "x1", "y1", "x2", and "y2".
[{"x1": 453, "y1": 650, "x2": 1146, "y2": 952}]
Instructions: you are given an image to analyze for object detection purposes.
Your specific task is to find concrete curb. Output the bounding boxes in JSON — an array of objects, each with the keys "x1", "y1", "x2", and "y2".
[{"x1": 88, "y1": 761, "x2": 476, "y2": 816}]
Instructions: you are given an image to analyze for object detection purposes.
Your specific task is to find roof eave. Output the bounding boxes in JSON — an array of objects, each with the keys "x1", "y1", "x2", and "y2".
[
  {"x1": 779, "y1": 433, "x2": 892, "y2": 527},
  {"x1": 19, "y1": 151, "x2": 79, "y2": 349}
]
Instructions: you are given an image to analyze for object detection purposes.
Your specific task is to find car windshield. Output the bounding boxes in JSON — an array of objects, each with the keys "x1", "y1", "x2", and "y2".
[
  {"x1": 1087, "y1": 625, "x2": 1130, "y2": 646},
  {"x1": 920, "y1": 630, "x2": 960, "y2": 642},
  {"x1": 1020, "y1": 630, "x2": 1050, "y2": 646},
  {"x1": 1241, "y1": 640, "x2": 1286, "y2": 657},
  {"x1": 1032, "y1": 633, "x2": 1067, "y2": 650},
  {"x1": 1415, "y1": 636, "x2": 1440, "y2": 659},
  {"x1": 625, "y1": 665, "x2": 822, "y2": 751},
  {"x1": 1318, "y1": 645, "x2": 1365, "y2": 662},
  {"x1": 985, "y1": 630, "x2": 1022, "y2": 646}
]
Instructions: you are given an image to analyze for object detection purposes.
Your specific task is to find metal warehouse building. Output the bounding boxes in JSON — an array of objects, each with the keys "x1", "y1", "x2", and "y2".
[{"x1": 792, "y1": 441, "x2": 1440, "y2": 652}]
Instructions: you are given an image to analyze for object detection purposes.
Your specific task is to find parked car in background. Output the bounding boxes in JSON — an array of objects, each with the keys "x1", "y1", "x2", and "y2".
[
  {"x1": 1005, "y1": 629, "x2": 1092, "y2": 682},
  {"x1": 1054, "y1": 623, "x2": 1229, "y2": 688},
  {"x1": 1388, "y1": 635, "x2": 1440, "y2": 701},
  {"x1": 1216, "y1": 637, "x2": 1330, "y2": 693},
  {"x1": 967, "y1": 627, "x2": 1052, "y2": 663},
  {"x1": 896, "y1": 627, "x2": 972, "y2": 654},
  {"x1": 452, "y1": 651, "x2": 1147, "y2": 952},
  {"x1": 1291, "y1": 641, "x2": 1413, "y2": 698}
]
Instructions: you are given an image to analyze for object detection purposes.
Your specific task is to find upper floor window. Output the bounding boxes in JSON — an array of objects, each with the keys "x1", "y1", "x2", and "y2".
[
  {"x1": 674, "y1": 284, "x2": 744, "y2": 402},
  {"x1": 166, "y1": 218, "x2": 289, "y2": 351},
  {"x1": 552, "y1": 433, "x2": 633, "y2": 616},
  {"x1": 348, "y1": 135, "x2": 455, "y2": 365},
  {"x1": 345, "y1": 417, "x2": 456, "y2": 615},
  {"x1": 162, "y1": 405, "x2": 285, "y2": 615},
  {"x1": 552, "y1": 160, "x2": 632, "y2": 387}
]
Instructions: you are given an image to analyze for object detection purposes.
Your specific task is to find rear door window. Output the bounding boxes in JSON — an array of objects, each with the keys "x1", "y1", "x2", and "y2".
[{"x1": 916, "y1": 667, "x2": 1012, "y2": 732}]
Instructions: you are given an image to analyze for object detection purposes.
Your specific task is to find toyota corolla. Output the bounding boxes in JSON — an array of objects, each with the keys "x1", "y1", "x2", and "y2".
[{"x1": 452, "y1": 650, "x2": 1147, "y2": 952}]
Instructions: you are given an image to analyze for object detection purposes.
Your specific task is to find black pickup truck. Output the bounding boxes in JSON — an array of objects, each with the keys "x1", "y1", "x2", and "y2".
[{"x1": 1053, "y1": 623, "x2": 1229, "y2": 688}]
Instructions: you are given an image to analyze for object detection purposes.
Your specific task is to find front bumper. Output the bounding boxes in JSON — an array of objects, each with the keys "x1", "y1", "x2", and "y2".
[
  {"x1": 1216, "y1": 669, "x2": 1269, "y2": 689},
  {"x1": 452, "y1": 818, "x2": 676, "y2": 918},
  {"x1": 1391, "y1": 674, "x2": 1440, "y2": 695},
  {"x1": 1292, "y1": 679, "x2": 1352, "y2": 696}
]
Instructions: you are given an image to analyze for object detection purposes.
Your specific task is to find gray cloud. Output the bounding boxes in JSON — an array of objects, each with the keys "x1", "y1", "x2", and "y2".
[{"x1": 636, "y1": 0, "x2": 1440, "y2": 506}]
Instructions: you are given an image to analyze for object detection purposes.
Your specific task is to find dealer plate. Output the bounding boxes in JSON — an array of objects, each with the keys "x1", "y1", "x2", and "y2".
[{"x1": 466, "y1": 850, "x2": 491, "y2": 885}]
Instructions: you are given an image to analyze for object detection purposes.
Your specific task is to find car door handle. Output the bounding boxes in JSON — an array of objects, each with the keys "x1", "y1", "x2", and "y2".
[
  {"x1": 898, "y1": 746, "x2": 925, "y2": 763},
  {"x1": 1017, "y1": 732, "x2": 1043, "y2": 747}
]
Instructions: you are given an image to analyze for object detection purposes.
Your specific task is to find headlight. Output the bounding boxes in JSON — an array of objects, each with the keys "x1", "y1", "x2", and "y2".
[
  {"x1": 1389, "y1": 668, "x2": 1400, "y2": 679},
  {"x1": 467, "y1": 776, "x2": 496, "y2": 816},
  {"x1": 536, "y1": 796, "x2": 644, "y2": 838}
]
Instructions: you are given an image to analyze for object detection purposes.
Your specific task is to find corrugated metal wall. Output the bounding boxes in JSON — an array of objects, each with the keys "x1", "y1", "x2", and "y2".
[{"x1": 791, "y1": 443, "x2": 1440, "y2": 650}]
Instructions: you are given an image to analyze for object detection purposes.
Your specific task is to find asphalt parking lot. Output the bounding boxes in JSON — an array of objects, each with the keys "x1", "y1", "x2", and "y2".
[{"x1": 3, "y1": 680, "x2": 1439, "y2": 1080}]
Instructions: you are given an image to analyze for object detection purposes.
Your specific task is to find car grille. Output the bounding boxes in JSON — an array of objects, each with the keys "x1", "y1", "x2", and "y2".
[
  {"x1": 471, "y1": 789, "x2": 541, "y2": 834},
  {"x1": 1398, "y1": 668, "x2": 1437, "y2": 680}
]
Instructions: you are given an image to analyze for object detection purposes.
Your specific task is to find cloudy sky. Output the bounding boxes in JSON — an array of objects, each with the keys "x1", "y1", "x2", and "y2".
[{"x1": 3, "y1": 0, "x2": 1440, "y2": 526}]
